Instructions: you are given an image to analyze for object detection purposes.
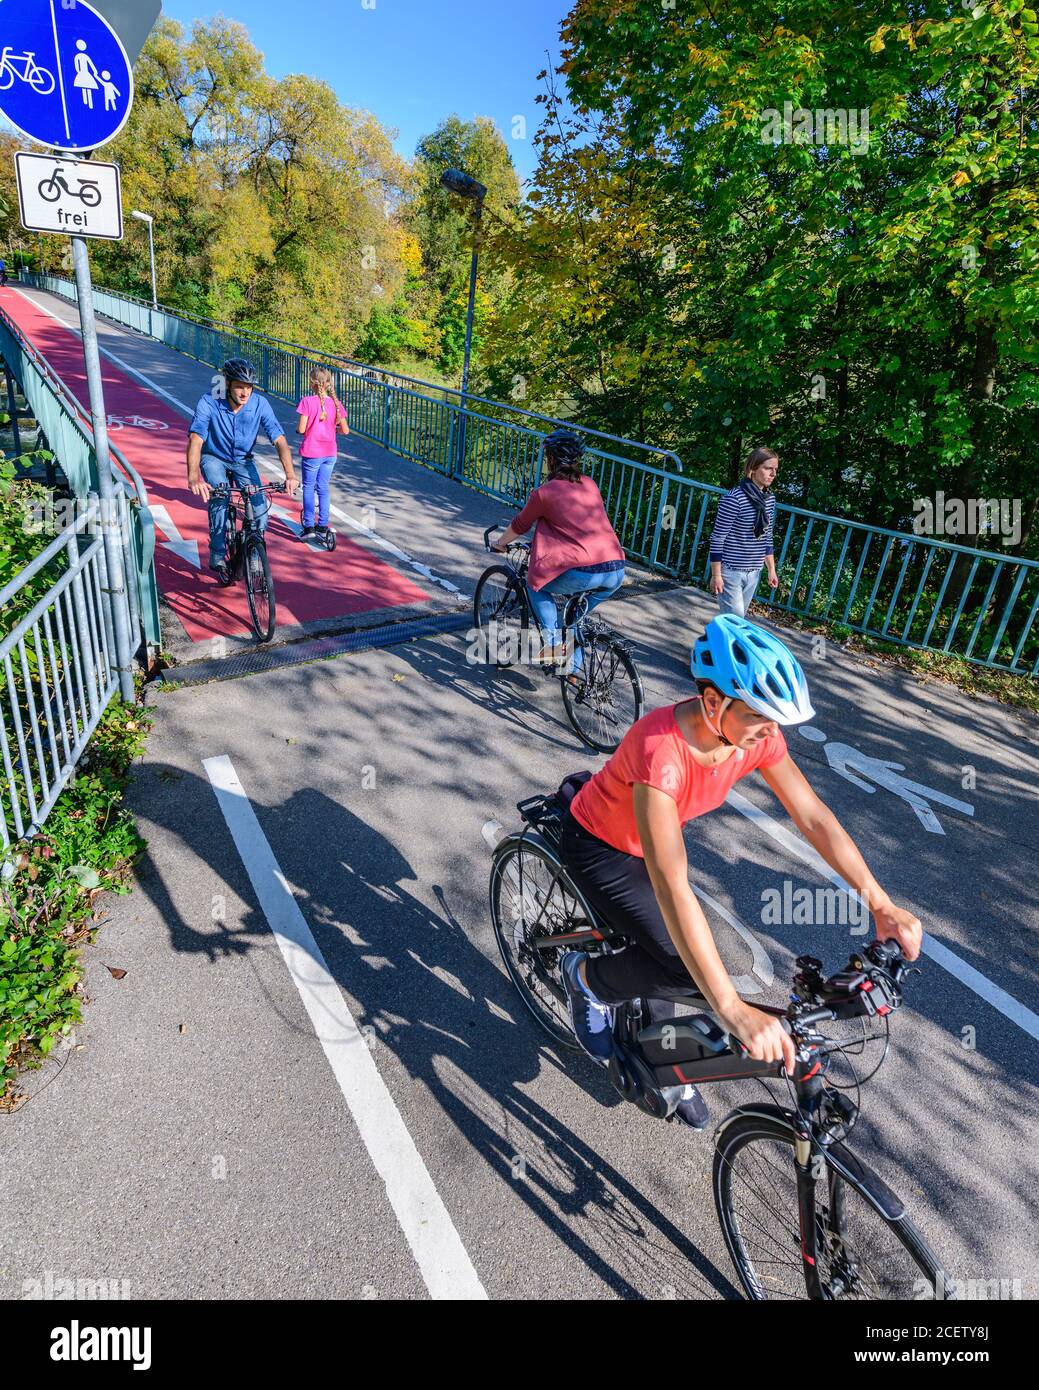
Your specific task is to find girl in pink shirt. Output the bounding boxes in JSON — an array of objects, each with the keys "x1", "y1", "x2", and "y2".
[
  {"x1": 295, "y1": 368, "x2": 349, "y2": 540},
  {"x1": 494, "y1": 430, "x2": 625, "y2": 669}
]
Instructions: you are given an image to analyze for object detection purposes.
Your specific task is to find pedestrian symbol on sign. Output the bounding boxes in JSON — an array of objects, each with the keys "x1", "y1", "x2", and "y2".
[{"x1": 73, "y1": 40, "x2": 100, "y2": 108}]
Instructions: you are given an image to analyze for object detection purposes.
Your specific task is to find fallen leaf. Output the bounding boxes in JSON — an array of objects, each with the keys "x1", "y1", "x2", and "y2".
[
  {"x1": 286, "y1": 737, "x2": 298, "y2": 745},
  {"x1": 392, "y1": 673, "x2": 406, "y2": 682},
  {"x1": 106, "y1": 966, "x2": 128, "y2": 980}
]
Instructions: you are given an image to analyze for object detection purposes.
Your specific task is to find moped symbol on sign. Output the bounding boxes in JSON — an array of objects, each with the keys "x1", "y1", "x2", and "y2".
[
  {"x1": 15, "y1": 152, "x2": 123, "y2": 240},
  {"x1": 0, "y1": 0, "x2": 135, "y2": 152}
]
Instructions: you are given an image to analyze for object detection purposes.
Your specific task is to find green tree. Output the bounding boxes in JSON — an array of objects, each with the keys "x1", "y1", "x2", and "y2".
[
  {"x1": 487, "y1": 0, "x2": 1039, "y2": 556},
  {"x1": 407, "y1": 115, "x2": 520, "y2": 377},
  {"x1": 86, "y1": 17, "x2": 411, "y2": 353}
]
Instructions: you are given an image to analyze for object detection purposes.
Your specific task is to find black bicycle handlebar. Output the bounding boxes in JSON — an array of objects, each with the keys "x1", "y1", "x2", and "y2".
[
  {"x1": 724, "y1": 940, "x2": 911, "y2": 1062},
  {"x1": 207, "y1": 480, "x2": 287, "y2": 503},
  {"x1": 483, "y1": 521, "x2": 529, "y2": 554},
  {"x1": 209, "y1": 480, "x2": 287, "y2": 497}
]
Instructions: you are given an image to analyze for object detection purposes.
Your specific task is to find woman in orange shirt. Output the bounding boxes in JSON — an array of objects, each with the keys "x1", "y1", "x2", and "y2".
[{"x1": 557, "y1": 614, "x2": 922, "y2": 1129}]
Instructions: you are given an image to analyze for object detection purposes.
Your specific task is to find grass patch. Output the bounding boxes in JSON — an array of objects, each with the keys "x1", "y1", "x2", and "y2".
[{"x1": 1, "y1": 698, "x2": 151, "y2": 1109}]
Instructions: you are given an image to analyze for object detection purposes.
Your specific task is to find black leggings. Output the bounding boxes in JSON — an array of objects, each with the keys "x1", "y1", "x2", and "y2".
[{"x1": 558, "y1": 810, "x2": 705, "y2": 1013}]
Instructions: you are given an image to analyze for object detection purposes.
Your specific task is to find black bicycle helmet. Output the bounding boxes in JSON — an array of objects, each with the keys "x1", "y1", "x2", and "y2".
[
  {"x1": 222, "y1": 357, "x2": 260, "y2": 386},
  {"x1": 543, "y1": 429, "x2": 586, "y2": 467}
]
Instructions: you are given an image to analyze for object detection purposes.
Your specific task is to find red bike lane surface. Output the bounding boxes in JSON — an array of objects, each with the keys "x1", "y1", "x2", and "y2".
[{"x1": 2, "y1": 289, "x2": 431, "y2": 644}]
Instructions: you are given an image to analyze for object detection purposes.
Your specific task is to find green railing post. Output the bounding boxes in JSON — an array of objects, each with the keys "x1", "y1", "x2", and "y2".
[{"x1": 649, "y1": 477, "x2": 670, "y2": 569}]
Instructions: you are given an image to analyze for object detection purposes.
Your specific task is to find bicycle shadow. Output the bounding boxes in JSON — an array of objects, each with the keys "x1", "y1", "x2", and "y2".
[
  {"x1": 130, "y1": 766, "x2": 740, "y2": 1299},
  {"x1": 396, "y1": 632, "x2": 609, "y2": 758}
]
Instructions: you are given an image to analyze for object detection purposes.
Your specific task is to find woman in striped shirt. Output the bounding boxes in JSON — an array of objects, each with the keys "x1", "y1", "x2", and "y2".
[{"x1": 707, "y1": 447, "x2": 780, "y2": 616}]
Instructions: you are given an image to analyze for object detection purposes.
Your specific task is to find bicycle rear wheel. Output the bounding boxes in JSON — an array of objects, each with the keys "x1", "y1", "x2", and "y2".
[
  {"x1": 560, "y1": 630, "x2": 644, "y2": 753},
  {"x1": 490, "y1": 836, "x2": 601, "y2": 1050},
  {"x1": 713, "y1": 1109, "x2": 948, "y2": 1300},
  {"x1": 473, "y1": 565, "x2": 527, "y2": 668},
  {"x1": 244, "y1": 536, "x2": 276, "y2": 642}
]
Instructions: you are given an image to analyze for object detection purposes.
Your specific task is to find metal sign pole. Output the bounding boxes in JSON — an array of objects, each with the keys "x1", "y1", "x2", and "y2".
[{"x1": 70, "y1": 234, "x2": 135, "y2": 701}]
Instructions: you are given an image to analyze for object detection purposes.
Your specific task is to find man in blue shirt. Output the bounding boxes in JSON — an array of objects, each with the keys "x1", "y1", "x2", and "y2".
[{"x1": 186, "y1": 357, "x2": 298, "y2": 577}]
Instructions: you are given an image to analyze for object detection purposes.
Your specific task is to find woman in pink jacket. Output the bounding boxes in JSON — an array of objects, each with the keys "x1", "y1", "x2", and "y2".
[{"x1": 494, "y1": 430, "x2": 625, "y2": 669}]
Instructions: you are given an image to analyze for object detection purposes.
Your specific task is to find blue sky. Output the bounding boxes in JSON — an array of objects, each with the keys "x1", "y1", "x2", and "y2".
[{"x1": 157, "y1": 0, "x2": 572, "y2": 182}]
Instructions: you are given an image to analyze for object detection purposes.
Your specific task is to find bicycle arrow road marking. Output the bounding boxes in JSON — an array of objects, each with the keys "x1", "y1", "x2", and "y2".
[
  {"x1": 691, "y1": 885, "x2": 774, "y2": 997},
  {"x1": 149, "y1": 504, "x2": 200, "y2": 569},
  {"x1": 798, "y1": 728, "x2": 975, "y2": 835}
]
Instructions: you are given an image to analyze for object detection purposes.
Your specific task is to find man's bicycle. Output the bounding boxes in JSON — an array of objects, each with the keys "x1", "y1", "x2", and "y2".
[
  {"x1": 210, "y1": 481, "x2": 285, "y2": 643},
  {"x1": 474, "y1": 523, "x2": 644, "y2": 754},
  {"x1": 486, "y1": 784, "x2": 953, "y2": 1301}
]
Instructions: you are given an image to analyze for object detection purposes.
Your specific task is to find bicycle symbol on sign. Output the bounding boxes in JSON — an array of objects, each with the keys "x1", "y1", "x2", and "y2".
[
  {"x1": 0, "y1": 48, "x2": 56, "y2": 96},
  {"x1": 37, "y1": 165, "x2": 102, "y2": 207},
  {"x1": 107, "y1": 415, "x2": 169, "y2": 432}
]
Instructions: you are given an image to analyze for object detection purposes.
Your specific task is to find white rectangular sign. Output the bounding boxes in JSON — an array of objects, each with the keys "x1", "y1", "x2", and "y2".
[{"x1": 15, "y1": 153, "x2": 123, "y2": 241}]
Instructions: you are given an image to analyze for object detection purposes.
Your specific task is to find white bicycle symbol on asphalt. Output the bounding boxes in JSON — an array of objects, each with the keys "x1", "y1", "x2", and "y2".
[
  {"x1": 107, "y1": 415, "x2": 169, "y2": 432},
  {"x1": 0, "y1": 48, "x2": 56, "y2": 95}
]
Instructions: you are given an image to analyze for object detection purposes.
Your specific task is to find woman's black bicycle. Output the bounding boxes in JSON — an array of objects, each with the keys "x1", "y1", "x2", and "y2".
[
  {"x1": 210, "y1": 481, "x2": 286, "y2": 643},
  {"x1": 474, "y1": 523, "x2": 645, "y2": 754},
  {"x1": 487, "y1": 784, "x2": 953, "y2": 1301}
]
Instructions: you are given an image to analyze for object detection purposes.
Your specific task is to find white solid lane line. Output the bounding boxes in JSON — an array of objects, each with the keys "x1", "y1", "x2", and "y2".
[
  {"x1": 14, "y1": 286, "x2": 197, "y2": 417},
  {"x1": 17, "y1": 286, "x2": 468, "y2": 598},
  {"x1": 203, "y1": 754, "x2": 488, "y2": 1301},
  {"x1": 727, "y1": 787, "x2": 1039, "y2": 1043}
]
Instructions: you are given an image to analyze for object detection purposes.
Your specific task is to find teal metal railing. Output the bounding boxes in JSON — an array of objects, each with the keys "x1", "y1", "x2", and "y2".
[
  {"x1": 0, "y1": 499, "x2": 120, "y2": 856},
  {"x1": 20, "y1": 273, "x2": 1039, "y2": 676},
  {"x1": 0, "y1": 301, "x2": 160, "y2": 649}
]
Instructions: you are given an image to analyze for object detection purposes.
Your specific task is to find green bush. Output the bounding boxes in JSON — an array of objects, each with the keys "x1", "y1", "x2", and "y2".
[{"x1": 0, "y1": 698, "x2": 150, "y2": 1101}]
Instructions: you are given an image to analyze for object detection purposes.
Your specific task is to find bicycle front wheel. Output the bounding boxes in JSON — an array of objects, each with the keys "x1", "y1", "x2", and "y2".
[
  {"x1": 473, "y1": 565, "x2": 527, "y2": 668},
  {"x1": 244, "y1": 537, "x2": 276, "y2": 642},
  {"x1": 713, "y1": 1109, "x2": 948, "y2": 1301},
  {"x1": 560, "y1": 631, "x2": 644, "y2": 754}
]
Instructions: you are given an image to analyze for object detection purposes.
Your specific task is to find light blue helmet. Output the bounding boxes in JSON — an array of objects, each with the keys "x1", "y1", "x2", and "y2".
[{"x1": 691, "y1": 615, "x2": 815, "y2": 725}]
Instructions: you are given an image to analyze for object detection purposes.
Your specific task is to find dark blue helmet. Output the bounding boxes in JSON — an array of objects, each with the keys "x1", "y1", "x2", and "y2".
[{"x1": 222, "y1": 358, "x2": 259, "y2": 386}]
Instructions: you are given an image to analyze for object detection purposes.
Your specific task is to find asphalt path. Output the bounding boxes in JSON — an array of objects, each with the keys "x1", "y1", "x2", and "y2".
[{"x1": 1, "y1": 289, "x2": 1037, "y2": 1301}]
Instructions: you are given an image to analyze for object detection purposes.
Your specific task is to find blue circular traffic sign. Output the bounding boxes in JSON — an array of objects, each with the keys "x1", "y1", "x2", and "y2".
[{"x1": 0, "y1": 0, "x2": 134, "y2": 152}]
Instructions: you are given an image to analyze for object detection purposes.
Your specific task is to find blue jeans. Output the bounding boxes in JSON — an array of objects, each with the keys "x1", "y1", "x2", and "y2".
[
  {"x1": 202, "y1": 453, "x2": 268, "y2": 567},
  {"x1": 301, "y1": 455, "x2": 335, "y2": 528},
  {"x1": 717, "y1": 566, "x2": 761, "y2": 617},
  {"x1": 526, "y1": 566, "x2": 625, "y2": 671}
]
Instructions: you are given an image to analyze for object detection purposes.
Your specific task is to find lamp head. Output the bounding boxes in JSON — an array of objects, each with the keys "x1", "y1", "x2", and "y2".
[{"x1": 439, "y1": 168, "x2": 487, "y2": 202}]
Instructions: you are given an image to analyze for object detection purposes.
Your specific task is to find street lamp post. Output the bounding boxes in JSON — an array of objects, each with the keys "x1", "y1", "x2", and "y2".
[
  {"x1": 131, "y1": 210, "x2": 157, "y2": 311},
  {"x1": 439, "y1": 168, "x2": 487, "y2": 479}
]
